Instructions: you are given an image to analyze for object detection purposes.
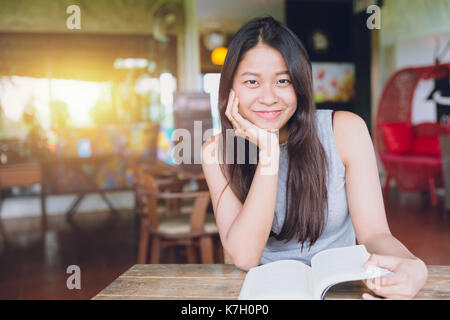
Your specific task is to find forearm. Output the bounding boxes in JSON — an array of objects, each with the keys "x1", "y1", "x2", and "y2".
[
  {"x1": 361, "y1": 233, "x2": 419, "y2": 260},
  {"x1": 225, "y1": 147, "x2": 280, "y2": 269}
]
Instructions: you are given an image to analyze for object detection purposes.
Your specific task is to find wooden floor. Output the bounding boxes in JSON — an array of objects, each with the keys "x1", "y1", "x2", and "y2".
[{"x1": 0, "y1": 188, "x2": 448, "y2": 299}]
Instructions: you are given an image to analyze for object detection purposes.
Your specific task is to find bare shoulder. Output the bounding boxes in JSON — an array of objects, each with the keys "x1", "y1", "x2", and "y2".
[
  {"x1": 332, "y1": 111, "x2": 371, "y2": 166},
  {"x1": 333, "y1": 110, "x2": 367, "y2": 131}
]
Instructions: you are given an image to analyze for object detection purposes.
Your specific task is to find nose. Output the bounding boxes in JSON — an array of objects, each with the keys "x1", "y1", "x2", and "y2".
[{"x1": 258, "y1": 83, "x2": 279, "y2": 106}]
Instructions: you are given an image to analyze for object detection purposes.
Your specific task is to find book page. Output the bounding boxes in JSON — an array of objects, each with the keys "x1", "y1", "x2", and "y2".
[
  {"x1": 238, "y1": 260, "x2": 314, "y2": 300},
  {"x1": 311, "y1": 245, "x2": 393, "y2": 299}
]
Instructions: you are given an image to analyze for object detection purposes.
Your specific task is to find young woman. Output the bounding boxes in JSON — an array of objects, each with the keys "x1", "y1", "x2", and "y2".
[{"x1": 201, "y1": 16, "x2": 427, "y2": 300}]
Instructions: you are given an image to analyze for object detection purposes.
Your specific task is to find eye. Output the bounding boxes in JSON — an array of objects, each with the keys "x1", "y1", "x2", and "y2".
[
  {"x1": 277, "y1": 79, "x2": 291, "y2": 86},
  {"x1": 244, "y1": 80, "x2": 259, "y2": 86}
]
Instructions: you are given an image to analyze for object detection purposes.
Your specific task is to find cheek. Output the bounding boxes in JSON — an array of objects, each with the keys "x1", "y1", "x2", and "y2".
[
  {"x1": 284, "y1": 88, "x2": 297, "y2": 104},
  {"x1": 280, "y1": 90, "x2": 297, "y2": 112},
  {"x1": 233, "y1": 87, "x2": 257, "y2": 114}
]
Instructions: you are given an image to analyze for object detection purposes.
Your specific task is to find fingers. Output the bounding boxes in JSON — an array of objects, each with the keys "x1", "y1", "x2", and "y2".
[
  {"x1": 363, "y1": 293, "x2": 408, "y2": 300},
  {"x1": 370, "y1": 284, "x2": 411, "y2": 300},
  {"x1": 362, "y1": 293, "x2": 383, "y2": 300},
  {"x1": 364, "y1": 276, "x2": 411, "y2": 299},
  {"x1": 362, "y1": 293, "x2": 398, "y2": 300},
  {"x1": 225, "y1": 90, "x2": 255, "y2": 141},
  {"x1": 230, "y1": 95, "x2": 253, "y2": 131},
  {"x1": 225, "y1": 90, "x2": 237, "y2": 128},
  {"x1": 365, "y1": 277, "x2": 382, "y2": 292},
  {"x1": 364, "y1": 273, "x2": 401, "y2": 289},
  {"x1": 225, "y1": 90, "x2": 249, "y2": 134},
  {"x1": 371, "y1": 283, "x2": 405, "y2": 297},
  {"x1": 364, "y1": 272, "x2": 402, "y2": 290},
  {"x1": 364, "y1": 254, "x2": 400, "y2": 271},
  {"x1": 379, "y1": 273, "x2": 404, "y2": 287},
  {"x1": 230, "y1": 93, "x2": 242, "y2": 127}
]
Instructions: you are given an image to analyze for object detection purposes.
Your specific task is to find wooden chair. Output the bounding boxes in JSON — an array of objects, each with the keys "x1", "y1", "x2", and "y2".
[{"x1": 134, "y1": 165, "x2": 220, "y2": 264}]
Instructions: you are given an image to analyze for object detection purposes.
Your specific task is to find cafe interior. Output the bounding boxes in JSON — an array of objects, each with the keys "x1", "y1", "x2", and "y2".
[{"x1": 0, "y1": 0, "x2": 449, "y2": 299}]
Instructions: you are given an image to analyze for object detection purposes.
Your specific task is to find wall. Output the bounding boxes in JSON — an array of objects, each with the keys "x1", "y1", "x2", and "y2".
[
  {"x1": 372, "y1": 0, "x2": 450, "y2": 125},
  {"x1": 380, "y1": 0, "x2": 450, "y2": 48},
  {"x1": 0, "y1": 0, "x2": 183, "y2": 35},
  {"x1": 394, "y1": 34, "x2": 450, "y2": 68}
]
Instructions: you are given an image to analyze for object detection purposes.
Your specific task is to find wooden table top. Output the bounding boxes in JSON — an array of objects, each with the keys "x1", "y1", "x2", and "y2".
[{"x1": 92, "y1": 264, "x2": 450, "y2": 300}]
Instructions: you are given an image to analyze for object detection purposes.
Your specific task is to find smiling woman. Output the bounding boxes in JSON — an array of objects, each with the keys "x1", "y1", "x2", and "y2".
[
  {"x1": 213, "y1": 16, "x2": 329, "y2": 251},
  {"x1": 201, "y1": 16, "x2": 428, "y2": 300}
]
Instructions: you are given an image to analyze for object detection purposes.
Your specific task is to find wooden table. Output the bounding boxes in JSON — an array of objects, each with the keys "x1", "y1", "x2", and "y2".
[{"x1": 92, "y1": 264, "x2": 450, "y2": 300}]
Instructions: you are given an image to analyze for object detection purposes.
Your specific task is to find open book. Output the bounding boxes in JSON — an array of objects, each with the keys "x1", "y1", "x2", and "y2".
[{"x1": 238, "y1": 245, "x2": 393, "y2": 300}]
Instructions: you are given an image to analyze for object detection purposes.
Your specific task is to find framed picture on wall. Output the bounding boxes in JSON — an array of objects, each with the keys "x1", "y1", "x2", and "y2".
[{"x1": 312, "y1": 62, "x2": 355, "y2": 110}]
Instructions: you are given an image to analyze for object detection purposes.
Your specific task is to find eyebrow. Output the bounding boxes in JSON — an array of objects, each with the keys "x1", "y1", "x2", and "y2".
[{"x1": 239, "y1": 70, "x2": 290, "y2": 77}]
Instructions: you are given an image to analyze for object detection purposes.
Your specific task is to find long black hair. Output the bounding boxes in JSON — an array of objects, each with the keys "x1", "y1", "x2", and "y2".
[{"x1": 218, "y1": 16, "x2": 329, "y2": 248}]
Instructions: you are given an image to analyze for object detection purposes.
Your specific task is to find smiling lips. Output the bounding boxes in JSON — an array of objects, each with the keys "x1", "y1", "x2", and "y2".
[{"x1": 254, "y1": 110, "x2": 282, "y2": 120}]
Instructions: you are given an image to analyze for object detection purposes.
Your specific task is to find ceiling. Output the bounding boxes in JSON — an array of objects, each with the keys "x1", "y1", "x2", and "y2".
[{"x1": 196, "y1": 0, "x2": 285, "y2": 33}]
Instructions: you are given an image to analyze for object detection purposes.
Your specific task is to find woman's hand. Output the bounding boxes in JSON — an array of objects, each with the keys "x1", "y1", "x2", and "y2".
[
  {"x1": 362, "y1": 254, "x2": 428, "y2": 300},
  {"x1": 225, "y1": 89, "x2": 279, "y2": 153}
]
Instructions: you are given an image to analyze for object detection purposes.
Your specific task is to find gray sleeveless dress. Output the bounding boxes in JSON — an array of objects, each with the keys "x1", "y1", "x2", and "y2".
[{"x1": 260, "y1": 109, "x2": 356, "y2": 266}]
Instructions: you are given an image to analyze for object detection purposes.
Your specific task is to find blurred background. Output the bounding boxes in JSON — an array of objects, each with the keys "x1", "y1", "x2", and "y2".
[{"x1": 0, "y1": 0, "x2": 449, "y2": 299}]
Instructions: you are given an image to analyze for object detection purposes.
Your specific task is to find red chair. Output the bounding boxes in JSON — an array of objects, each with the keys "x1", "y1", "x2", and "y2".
[{"x1": 375, "y1": 63, "x2": 450, "y2": 207}]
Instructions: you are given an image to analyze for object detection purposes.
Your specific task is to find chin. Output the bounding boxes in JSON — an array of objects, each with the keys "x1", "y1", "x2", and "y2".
[{"x1": 252, "y1": 119, "x2": 282, "y2": 131}]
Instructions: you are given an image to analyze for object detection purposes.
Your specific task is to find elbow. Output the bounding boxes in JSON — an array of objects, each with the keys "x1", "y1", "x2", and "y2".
[
  {"x1": 229, "y1": 251, "x2": 260, "y2": 271},
  {"x1": 234, "y1": 259, "x2": 258, "y2": 272},
  {"x1": 223, "y1": 230, "x2": 263, "y2": 271}
]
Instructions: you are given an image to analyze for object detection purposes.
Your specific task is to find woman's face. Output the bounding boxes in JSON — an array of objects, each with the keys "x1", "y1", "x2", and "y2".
[{"x1": 232, "y1": 44, "x2": 297, "y2": 132}]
